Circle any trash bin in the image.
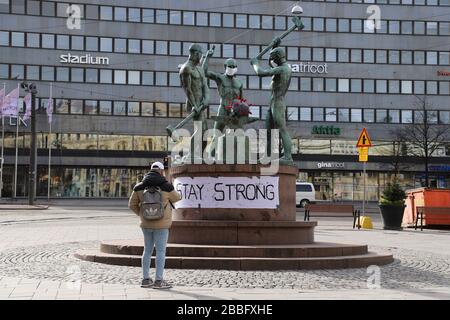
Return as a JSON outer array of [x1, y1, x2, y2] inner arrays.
[[403, 188, 450, 227]]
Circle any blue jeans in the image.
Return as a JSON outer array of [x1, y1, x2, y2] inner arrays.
[[141, 228, 169, 281]]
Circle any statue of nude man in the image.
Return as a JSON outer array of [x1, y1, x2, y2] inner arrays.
[[202, 46, 243, 157], [179, 43, 210, 158], [251, 41, 293, 163]]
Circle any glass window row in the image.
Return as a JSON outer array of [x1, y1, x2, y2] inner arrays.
[[1, 1, 450, 35], [1, 30, 449, 66], [2, 63, 450, 95], [7, 96, 449, 124]]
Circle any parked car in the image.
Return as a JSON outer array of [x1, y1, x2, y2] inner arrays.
[[296, 182, 316, 208]]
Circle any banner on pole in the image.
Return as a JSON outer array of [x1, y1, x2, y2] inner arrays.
[[23, 93, 32, 121], [1, 87, 19, 116]]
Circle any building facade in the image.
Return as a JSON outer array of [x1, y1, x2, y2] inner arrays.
[[0, 0, 450, 200]]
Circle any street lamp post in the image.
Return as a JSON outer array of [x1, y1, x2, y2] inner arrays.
[[21, 82, 37, 205]]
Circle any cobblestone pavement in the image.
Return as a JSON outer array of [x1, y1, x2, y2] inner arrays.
[[0, 205, 449, 299]]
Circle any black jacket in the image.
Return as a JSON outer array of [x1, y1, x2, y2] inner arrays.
[[133, 171, 174, 192]]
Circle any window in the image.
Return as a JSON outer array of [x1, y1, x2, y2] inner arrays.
[[326, 18, 337, 32], [155, 103, 167, 117], [389, 80, 400, 94], [10, 64, 23, 80], [401, 80, 413, 94], [100, 38, 112, 52], [71, 68, 84, 82], [0, 0, 9, 13], [0, 31, 8, 46], [142, 72, 154, 86], [128, 102, 140, 116], [439, 81, 450, 95], [402, 21, 413, 34], [141, 102, 153, 116], [169, 41, 181, 56], [248, 76, 259, 89], [156, 41, 167, 55], [338, 49, 349, 62], [376, 79, 387, 93], [196, 12, 208, 26], [128, 71, 140, 85], [114, 101, 126, 116], [339, 19, 350, 32], [71, 36, 84, 50], [55, 99, 69, 114], [439, 111, 450, 124], [351, 19, 362, 32], [26, 65, 39, 80], [363, 50, 374, 63], [127, 8, 140, 22], [364, 79, 375, 93], [300, 78, 311, 91], [170, 10, 181, 24], [128, 39, 140, 53], [86, 37, 98, 51], [183, 11, 195, 25], [56, 2, 68, 17], [1, 64, 9, 79], [114, 70, 127, 84], [100, 6, 113, 20], [24, 32, 40, 48], [249, 15, 260, 29], [287, 107, 299, 121], [236, 14, 247, 28], [223, 14, 234, 27], [42, 1, 55, 16], [325, 108, 337, 121], [351, 109, 362, 122], [288, 47, 299, 60], [142, 9, 154, 23], [300, 48, 311, 61], [376, 50, 387, 64], [401, 51, 412, 64], [313, 18, 325, 31], [41, 66, 54, 81], [142, 40, 154, 54], [389, 50, 400, 64], [11, 0, 25, 14], [275, 16, 286, 30], [414, 80, 425, 94], [415, 21, 425, 34], [155, 72, 167, 86], [262, 16, 273, 29], [338, 109, 350, 122], [115, 38, 126, 53], [364, 109, 375, 122], [156, 9, 168, 24], [325, 48, 337, 62], [351, 79, 362, 92], [313, 108, 324, 121], [313, 78, 324, 92], [100, 69, 112, 83], [210, 13, 221, 27], [440, 22, 450, 35], [296, 184, 312, 192], [99, 101, 112, 115], [338, 79, 349, 92], [414, 51, 425, 64], [351, 49, 362, 63], [85, 100, 98, 115], [426, 22, 438, 35], [169, 72, 180, 86], [169, 103, 181, 117], [389, 20, 400, 34], [427, 81, 438, 94], [86, 69, 98, 83], [56, 67, 69, 82], [223, 44, 234, 58], [389, 110, 400, 123], [325, 78, 336, 92], [312, 48, 323, 61], [376, 109, 388, 123], [401, 110, 413, 123], [11, 32, 24, 47], [85, 5, 98, 19], [236, 45, 247, 59], [27, 0, 40, 15], [300, 107, 311, 121], [440, 52, 449, 65], [70, 100, 83, 114], [427, 51, 438, 65]]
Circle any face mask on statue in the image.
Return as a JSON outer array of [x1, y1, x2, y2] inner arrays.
[[225, 67, 238, 76]]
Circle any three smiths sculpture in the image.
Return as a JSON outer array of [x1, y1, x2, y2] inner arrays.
[[166, 5, 304, 165]]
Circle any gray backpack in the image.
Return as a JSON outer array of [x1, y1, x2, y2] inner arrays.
[[140, 186, 164, 220]]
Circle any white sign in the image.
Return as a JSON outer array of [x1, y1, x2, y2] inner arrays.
[[174, 176, 279, 209], [317, 162, 345, 169], [60, 53, 110, 65], [289, 62, 328, 74]]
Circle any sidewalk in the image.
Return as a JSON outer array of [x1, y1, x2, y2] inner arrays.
[[0, 204, 49, 210]]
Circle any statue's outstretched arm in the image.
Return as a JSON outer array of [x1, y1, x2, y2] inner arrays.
[[250, 59, 284, 77]]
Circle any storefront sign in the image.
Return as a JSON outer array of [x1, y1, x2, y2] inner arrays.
[[312, 125, 341, 135], [289, 62, 328, 74], [316, 162, 345, 169], [7, 116, 27, 127], [437, 70, 450, 76], [173, 176, 279, 209], [60, 53, 110, 65], [429, 165, 450, 171]]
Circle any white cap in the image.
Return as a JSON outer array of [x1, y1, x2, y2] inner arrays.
[[150, 161, 164, 170]]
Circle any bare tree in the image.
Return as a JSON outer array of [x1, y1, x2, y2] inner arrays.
[[394, 96, 450, 187]]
